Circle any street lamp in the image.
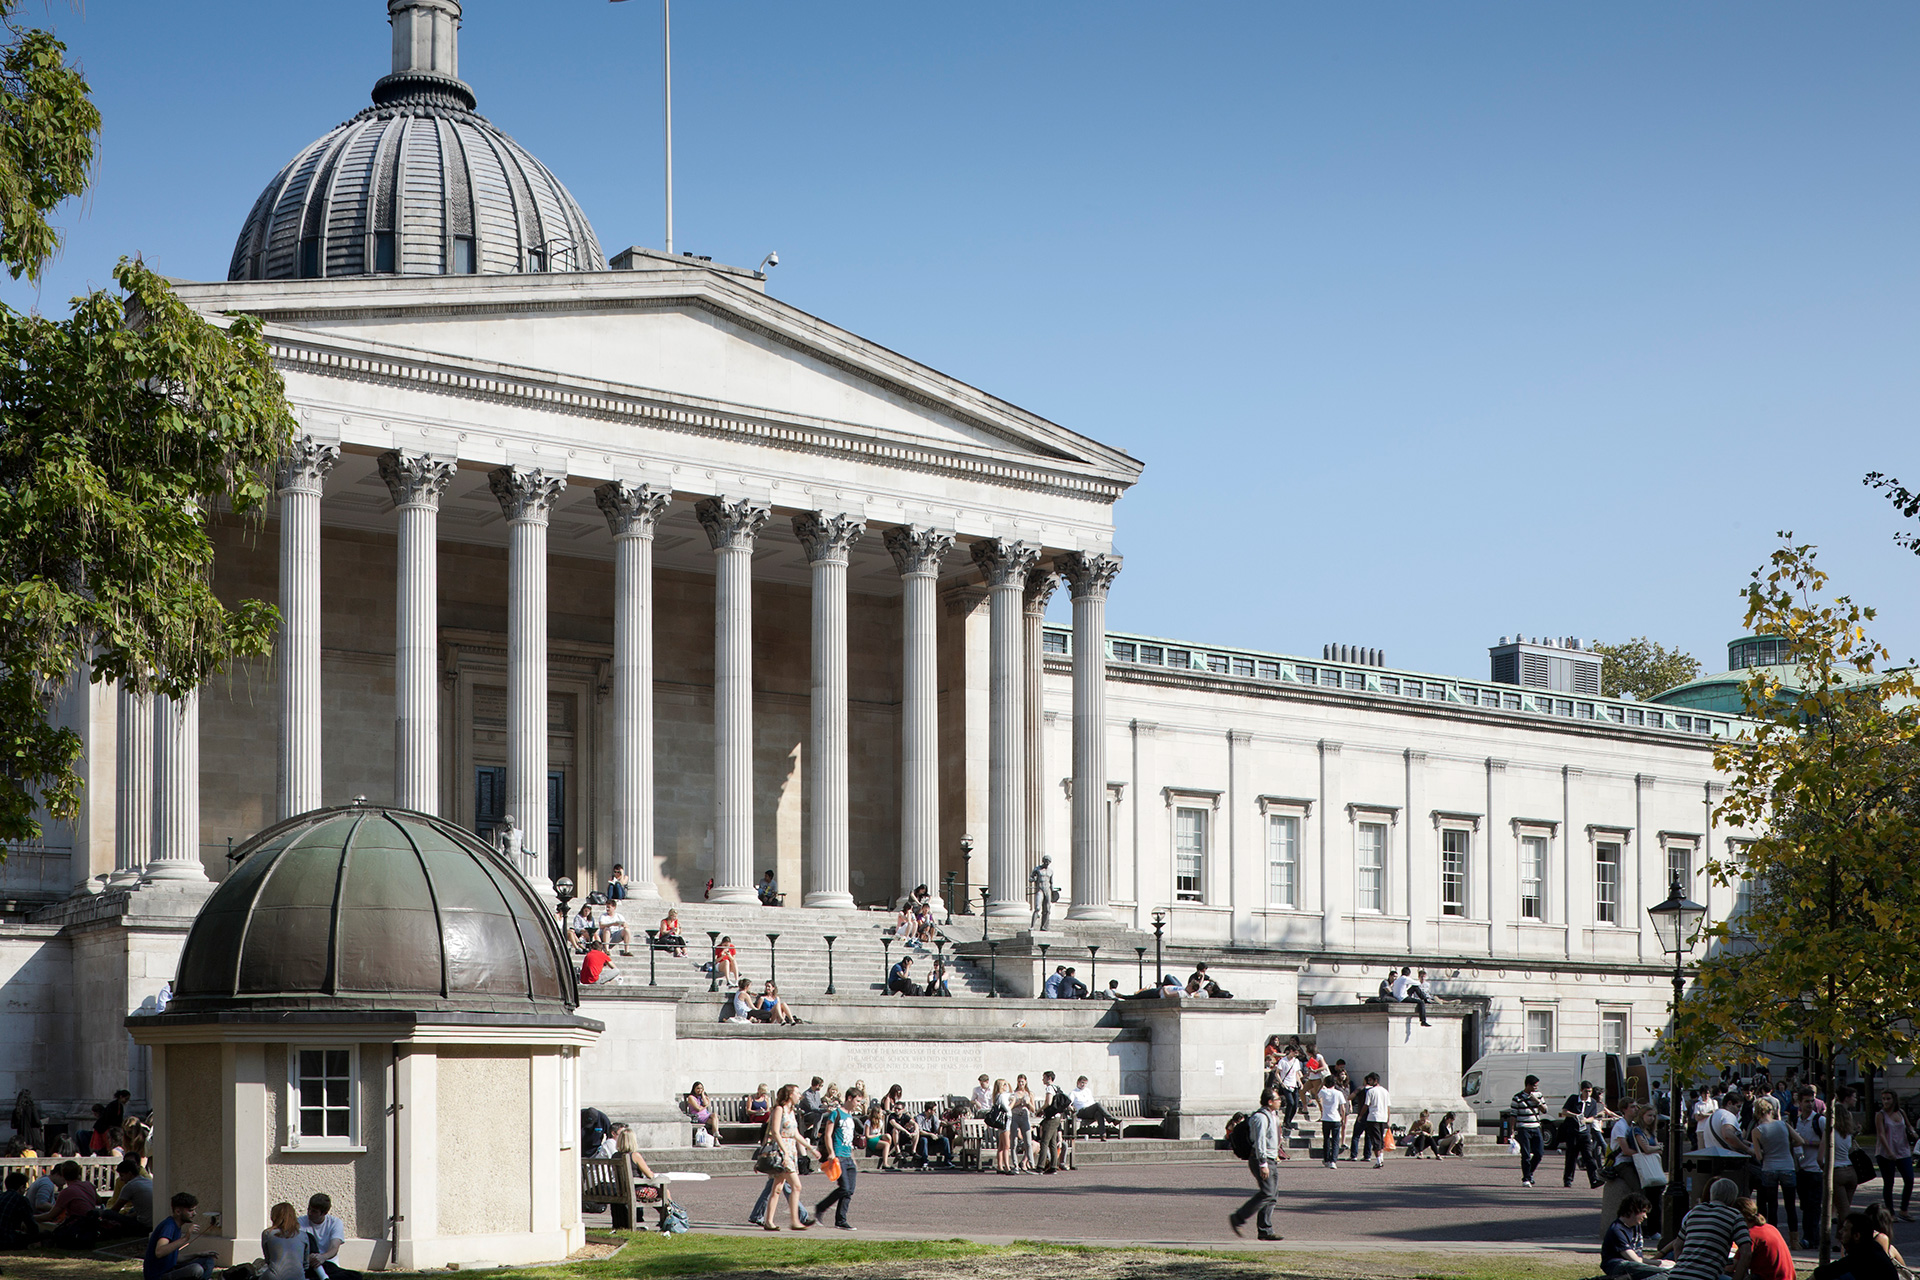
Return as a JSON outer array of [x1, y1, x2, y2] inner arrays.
[[1647, 873, 1705, 1242], [1151, 911, 1166, 988], [959, 835, 976, 914]]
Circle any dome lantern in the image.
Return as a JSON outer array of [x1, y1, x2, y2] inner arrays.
[[228, 1, 603, 282]]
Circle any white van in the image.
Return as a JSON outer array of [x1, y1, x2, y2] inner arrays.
[[1461, 1051, 1625, 1128]]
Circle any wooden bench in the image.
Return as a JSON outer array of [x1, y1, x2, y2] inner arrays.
[[581, 1155, 669, 1231], [701, 1096, 771, 1147], [1088, 1095, 1163, 1138]]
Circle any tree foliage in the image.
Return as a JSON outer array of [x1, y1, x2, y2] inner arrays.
[[1595, 636, 1702, 700], [1864, 472, 1920, 557], [0, 5, 294, 843], [1664, 536, 1920, 1084]]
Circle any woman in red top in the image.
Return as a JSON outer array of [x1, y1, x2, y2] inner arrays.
[[1737, 1196, 1794, 1280], [713, 936, 740, 984]]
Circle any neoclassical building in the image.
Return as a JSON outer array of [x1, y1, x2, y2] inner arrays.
[[2, 0, 1755, 1186]]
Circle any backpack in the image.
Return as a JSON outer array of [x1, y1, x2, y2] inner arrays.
[[1227, 1111, 1254, 1160]]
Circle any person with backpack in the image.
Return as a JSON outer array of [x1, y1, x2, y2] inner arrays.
[[1227, 1089, 1286, 1241]]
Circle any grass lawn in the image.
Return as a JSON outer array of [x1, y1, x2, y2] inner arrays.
[[0, 1234, 1597, 1280]]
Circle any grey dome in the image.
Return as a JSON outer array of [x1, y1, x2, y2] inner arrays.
[[169, 804, 578, 1016], [228, 1, 603, 282]]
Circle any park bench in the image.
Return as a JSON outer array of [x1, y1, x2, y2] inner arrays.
[[1090, 1095, 1162, 1138], [699, 1096, 771, 1146], [580, 1154, 670, 1230]]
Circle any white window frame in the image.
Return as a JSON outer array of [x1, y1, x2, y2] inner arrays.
[[1524, 1008, 1555, 1053], [1163, 788, 1222, 905], [286, 1044, 361, 1152], [1519, 835, 1548, 921], [1258, 795, 1312, 910], [1346, 803, 1399, 915], [1600, 1009, 1630, 1056], [1661, 833, 1699, 893], [1433, 811, 1480, 919], [559, 1047, 577, 1149], [1595, 841, 1621, 925], [1513, 818, 1557, 923], [1355, 822, 1387, 913]]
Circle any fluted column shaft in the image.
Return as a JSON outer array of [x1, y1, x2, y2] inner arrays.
[[885, 527, 952, 899], [145, 689, 205, 882], [598, 482, 671, 899], [1023, 570, 1057, 899], [112, 684, 152, 885], [796, 513, 865, 908], [698, 497, 770, 905], [972, 539, 1041, 918], [381, 451, 455, 814], [491, 466, 566, 889], [275, 436, 338, 819], [1060, 552, 1122, 921]]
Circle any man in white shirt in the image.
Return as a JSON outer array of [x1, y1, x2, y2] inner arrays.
[[971, 1075, 993, 1114], [1043, 966, 1065, 999], [1390, 966, 1432, 1026], [1274, 1047, 1305, 1135], [1317, 1080, 1349, 1168], [1363, 1073, 1392, 1168], [1069, 1075, 1117, 1139], [303, 1193, 356, 1280], [599, 904, 631, 956]]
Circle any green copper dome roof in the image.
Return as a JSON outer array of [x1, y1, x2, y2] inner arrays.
[[169, 804, 577, 1016]]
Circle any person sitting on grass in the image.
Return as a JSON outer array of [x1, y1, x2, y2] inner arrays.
[[1602, 1192, 1673, 1279]]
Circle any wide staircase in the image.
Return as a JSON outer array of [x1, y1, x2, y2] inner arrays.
[[613, 900, 1007, 998]]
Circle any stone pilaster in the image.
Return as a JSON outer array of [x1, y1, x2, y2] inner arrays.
[[1058, 551, 1121, 920], [794, 512, 865, 908], [490, 465, 566, 888], [696, 497, 770, 905], [885, 526, 952, 901], [145, 689, 205, 882], [970, 538, 1041, 918], [112, 684, 152, 886], [380, 451, 456, 814], [1022, 569, 1057, 895], [275, 435, 338, 818], [596, 481, 671, 899]]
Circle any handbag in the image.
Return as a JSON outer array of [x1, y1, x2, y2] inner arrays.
[[752, 1141, 786, 1175], [1850, 1146, 1877, 1183], [1632, 1152, 1668, 1189], [820, 1155, 841, 1181]]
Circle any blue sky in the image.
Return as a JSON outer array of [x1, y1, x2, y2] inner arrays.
[[11, 2, 1916, 683]]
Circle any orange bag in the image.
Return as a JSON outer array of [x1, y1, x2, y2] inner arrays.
[[820, 1155, 841, 1180], [1382, 1128, 1396, 1152]]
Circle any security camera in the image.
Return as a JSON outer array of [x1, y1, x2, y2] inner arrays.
[[758, 251, 779, 273]]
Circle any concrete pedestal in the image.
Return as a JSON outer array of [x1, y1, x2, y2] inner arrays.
[[1116, 996, 1274, 1139], [1306, 1001, 1477, 1135]]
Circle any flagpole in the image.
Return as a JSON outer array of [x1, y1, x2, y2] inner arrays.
[[663, 0, 673, 256]]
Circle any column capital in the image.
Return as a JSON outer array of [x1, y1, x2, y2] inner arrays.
[[792, 511, 866, 565], [1058, 550, 1123, 600], [695, 496, 770, 550], [970, 537, 1041, 589], [488, 465, 565, 525], [884, 525, 953, 577], [379, 450, 457, 510], [595, 480, 672, 539], [276, 435, 340, 496], [1023, 568, 1059, 616]]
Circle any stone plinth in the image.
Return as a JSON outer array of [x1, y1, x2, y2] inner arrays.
[[1306, 1001, 1476, 1134], [1115, 996, 1273, 1139]]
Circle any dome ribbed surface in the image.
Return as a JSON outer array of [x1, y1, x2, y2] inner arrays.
[[170, 805, 578, 1015], [227, 99, 603, 281]]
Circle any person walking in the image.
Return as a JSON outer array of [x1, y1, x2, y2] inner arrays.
[[813, 1087, 861, 1230], [1561, 1080, 1615, 1189], [1228, 1089, 1285, 1241], [1318, 1076, 1349, 1168], [763, 1084, 811, 1230], [1750, 1096, 1804, 1239], [1512, 1074, 1550, 1187], [1272, 1044, 1304, 1138], [1792, 1086, 1827, 1249], [1875, 1090, 1915, 1222], [1363, 1073, 1392, 1168]]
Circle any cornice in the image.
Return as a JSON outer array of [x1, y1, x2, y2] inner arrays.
[[267, 330, 1131, 505]]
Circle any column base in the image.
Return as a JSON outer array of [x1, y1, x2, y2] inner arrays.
[[707, 886, 760, 906], [1065, 903, 1116, 923], [141, 863, 209, 884], [985, 899, 1028, 919], [107, 870, 144, 888], [803, 891, 856, 910]]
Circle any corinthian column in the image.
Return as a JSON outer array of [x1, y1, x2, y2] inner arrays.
[[696, 496, 770, 905], [1059, 552, 1122, 921], [144, 689, 205, 883], [380, 451, 456, 814], [793, 512, 865, 908], [596, 481, 671, 900], [1023, 568, 1057, 899], [490, 465, 567, 888], [971, 538, 1041, 919], [111, 684, 151, 886], [884, 526, 952, 901], [275, 435, 338, 818]]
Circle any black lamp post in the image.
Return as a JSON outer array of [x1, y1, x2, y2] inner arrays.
[[1647, 873, 1705, 1244], [705, 930, 721, 992], [1087, 944, 1099, 998], [881, 935, 894, 990], [959, 836, 975, 914], [980, 886, 992, 940], [1151, 910, 1166, 987], [943, 871, 957, 924], [986, 939, 1000, 997], [555, 876, 577, 937], [823, 934, 837, 996], [1134, 945, 1146, 988], [766, 933, 780, 987], [643, 930, 658, 985]]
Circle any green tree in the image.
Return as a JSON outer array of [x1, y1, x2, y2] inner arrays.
[[1864, 472, 1920, 556], [0, 3, 293, 843], [1594, 636, 1702, 700], [1663, 536, 1920, 1263]]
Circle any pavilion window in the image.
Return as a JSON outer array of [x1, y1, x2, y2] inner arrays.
[[452, 236, 476, 274], [287, 1046, 358, 1150], [374, 231, 396, 273]]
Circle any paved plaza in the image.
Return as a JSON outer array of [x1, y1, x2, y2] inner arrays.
[[647, 1153, 1920, 1257]]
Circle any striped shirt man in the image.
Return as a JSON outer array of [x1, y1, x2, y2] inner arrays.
[[1510, 1088, 1549, 1128]]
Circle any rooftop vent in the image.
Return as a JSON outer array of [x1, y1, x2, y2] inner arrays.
[[1489, 635, 1601, 695], [1323, 644, 1384, 667]]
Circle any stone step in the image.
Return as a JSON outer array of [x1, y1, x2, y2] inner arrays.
[[636, 1136, 1226, 1174]]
